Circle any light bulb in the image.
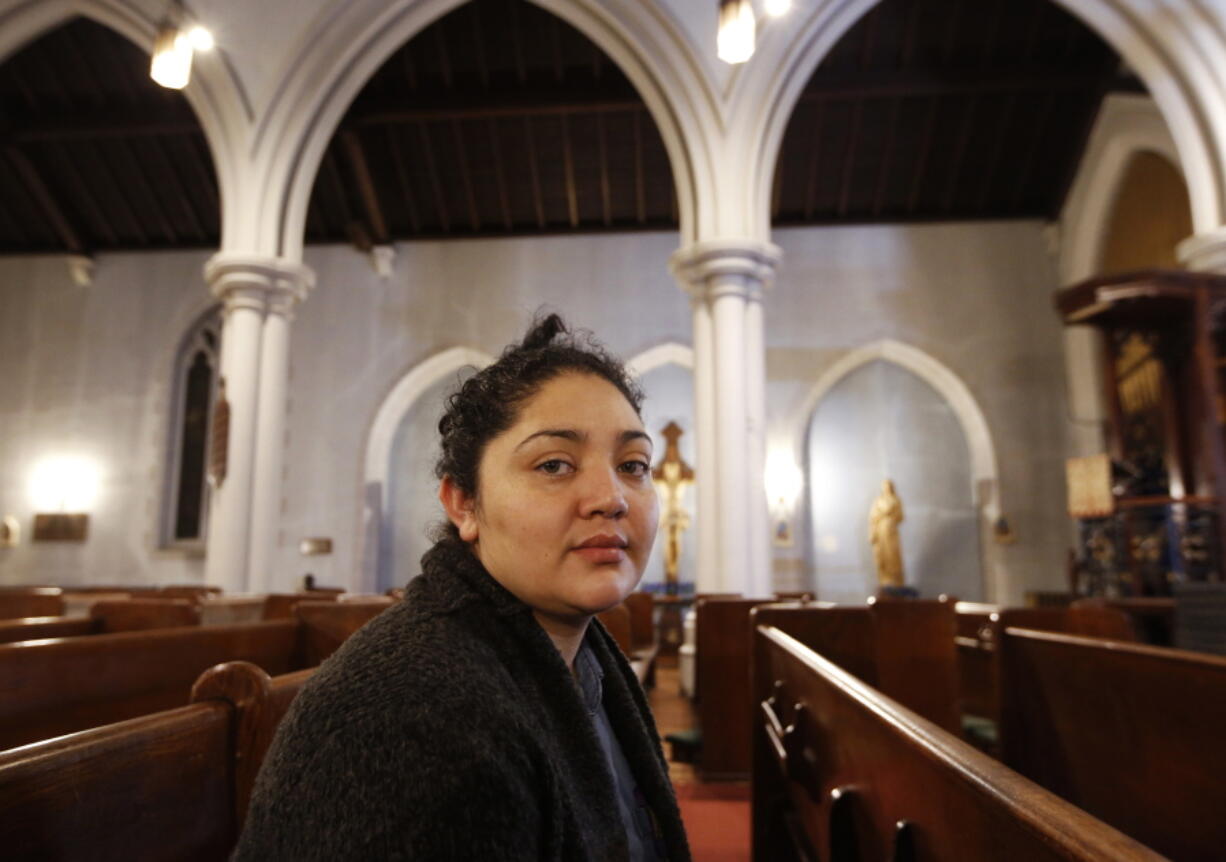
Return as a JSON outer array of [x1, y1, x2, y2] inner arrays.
[[717, 0, 755, 64], [187, 26, 214, 52], [150, 27, 193, 89], [765, 0, 793, 16]]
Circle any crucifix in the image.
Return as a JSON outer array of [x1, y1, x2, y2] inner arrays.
[[652, 421, 694, 595]]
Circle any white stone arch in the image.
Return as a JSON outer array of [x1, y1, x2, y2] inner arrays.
[[0, 0, 253, 248], [735, 0, 1226, 243], [356, 346, 493, 591], [249, 0, 719, 260], [626, 341, 693, 377], [791, 339, 1008, 601]]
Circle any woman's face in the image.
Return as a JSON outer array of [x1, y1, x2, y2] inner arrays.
[[443, 371, 659, 622]]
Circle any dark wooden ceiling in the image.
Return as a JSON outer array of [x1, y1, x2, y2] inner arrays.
[[0, 0, 1140, 256]]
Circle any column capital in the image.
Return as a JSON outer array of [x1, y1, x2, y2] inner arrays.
[[1178, 228, 1226, 273], [204, 253, 316, 316], [669, 238, 782, 301]]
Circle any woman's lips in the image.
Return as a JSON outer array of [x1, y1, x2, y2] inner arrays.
[[572, 546, 627, 564]]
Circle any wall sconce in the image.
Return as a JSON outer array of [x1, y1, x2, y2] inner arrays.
[[0, 515, 19, 548], [764, 449, 804, 547], [28, 455, 100, 542], [150, 5, 214, 91]]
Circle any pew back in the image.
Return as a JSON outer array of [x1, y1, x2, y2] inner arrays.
[[0, 661, 316, 859], [0, 614, 95, 644], [753, 625, 1163, 862], [0, 620, 302, 751], [0, 587, 64, 620], [0, 702, 236, 861], [90, 597, 201, 632], [696, 597, 769, 778], [1001, 627, 1226, 861]]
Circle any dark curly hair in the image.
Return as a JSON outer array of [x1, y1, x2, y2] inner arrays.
[[433, 312, 644, 541]]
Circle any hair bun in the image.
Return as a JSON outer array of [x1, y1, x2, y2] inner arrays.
[[520, 313, 567, 351]]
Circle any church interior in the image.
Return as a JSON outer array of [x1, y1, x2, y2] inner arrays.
[[2, 0, 1226, 858]]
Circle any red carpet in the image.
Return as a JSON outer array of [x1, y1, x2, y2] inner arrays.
[[674, 781, 751, 862]]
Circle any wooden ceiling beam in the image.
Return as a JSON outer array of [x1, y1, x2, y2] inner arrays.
[[561, 115, 579, 228], [906, 97, 939, 214], [800, 69, 1132, 102], [82, 144, 149, 245], [341, 130, 389, 243], [941, 95, 978, 213], [976, 94, 1017, 212], [322, 148, 357, 241], [470, 5, 490, 89], [802, 101, 825, 220], [488, 118, 513, 231], [47, 140, 118, 246], [597, 113, 611, 226], [451, 120, 481, 231], [523, 118, 546, 229], [836, 102, 864, 217], [418, 122, 451, 232], [148, 136, 209, 242], [114, 139, 179, 243], [387, 126, 422, 234], [871, 98, 902, 216], [433, 27, 454, 88], [1010, 92, 1056, 211], [633, 110, 645, 225], [508, 0, 527, 84], [5, 146, 85, 253]]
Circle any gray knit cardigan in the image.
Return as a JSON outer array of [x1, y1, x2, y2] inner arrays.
[[233, 539, 692, 861]]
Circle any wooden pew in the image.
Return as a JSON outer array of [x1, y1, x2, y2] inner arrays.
[[0, 599, 389, 752], [698, 598, 960, 780], [261, 591, 339, 620], [623, 591, 659, 684], [0, 587, 64, 620], [0, 660, 314, 860], [0, 597, 204, 645], [0, 614, 94, 644], [1000, 627, 1226, 861], [753, 624, 1163, 862], [955, 602, 1136, 732]]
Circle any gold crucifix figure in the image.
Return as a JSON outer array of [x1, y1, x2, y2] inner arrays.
[[652, 421, 694, 594]]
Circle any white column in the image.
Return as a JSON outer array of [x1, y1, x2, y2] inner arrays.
[[744, 295, 771, 596], [689, 296, 720, 593], [203, 255, 313, 593], [671, 239, 780, 597]]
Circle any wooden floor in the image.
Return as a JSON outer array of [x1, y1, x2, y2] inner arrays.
[[648, 656, 751, 862]]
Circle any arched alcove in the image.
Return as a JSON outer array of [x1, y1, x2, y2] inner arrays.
[[358, 346, 493, 592], [808, 358, 980, 602], [1100, 152, 1192, 274], [793, 340, 1003, 601]]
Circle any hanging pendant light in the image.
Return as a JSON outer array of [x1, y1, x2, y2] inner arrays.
[[150, 24, 193, 89], [764, 0, 793, 16], [717, 0, 756, 65], [149, 0, 214, 91]]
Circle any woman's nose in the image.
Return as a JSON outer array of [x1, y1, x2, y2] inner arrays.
[[579, 467, 628, 518]]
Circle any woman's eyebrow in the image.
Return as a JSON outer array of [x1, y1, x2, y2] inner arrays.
[[514, 428, 652, 451], [514, 428, 583, 451]]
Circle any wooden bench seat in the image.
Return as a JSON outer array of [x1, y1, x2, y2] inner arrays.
[[0, 587, 64, 620], [0, 660, 314, 861], [1001, 627, 1226, 861], [753, 624, 1163, 861]]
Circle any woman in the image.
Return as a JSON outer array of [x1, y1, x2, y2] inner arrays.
[[235, 315, 691, 861]]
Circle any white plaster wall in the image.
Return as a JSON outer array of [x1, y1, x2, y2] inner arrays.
[[0, 222, 1070, 602], [281, 232, 692, 591], [766, 221, 1071, 602], [0, 251, 214, 586]]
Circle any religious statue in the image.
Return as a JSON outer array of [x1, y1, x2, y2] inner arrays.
[[868, 478, 905, 588], [652, 422, 694, 595]]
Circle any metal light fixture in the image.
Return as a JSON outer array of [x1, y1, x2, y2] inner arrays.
[[717, 0, 756, 64], [149, 4, 214, 90]]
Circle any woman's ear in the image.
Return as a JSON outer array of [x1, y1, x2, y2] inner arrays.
[[438, 476, 479, 542]]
